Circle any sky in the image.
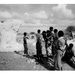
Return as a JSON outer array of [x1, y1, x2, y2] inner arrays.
[[0, 4, 75, 32]]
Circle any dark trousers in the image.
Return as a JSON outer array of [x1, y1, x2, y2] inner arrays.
[[36, 41, 42, 60]]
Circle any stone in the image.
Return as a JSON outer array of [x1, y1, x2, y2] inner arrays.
[[0, 19, 24, 52]]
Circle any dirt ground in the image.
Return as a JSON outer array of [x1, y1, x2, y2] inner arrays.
[[0, 52, 47, 70], [0, 52, 74, 71], [0, 39, 74, 70]]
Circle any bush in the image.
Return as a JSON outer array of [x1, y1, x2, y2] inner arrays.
[[66, 26, 75, 32], [65, 25, 75, 40]]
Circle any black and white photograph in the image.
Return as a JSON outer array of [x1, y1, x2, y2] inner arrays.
[[0, 1, 75, 71]]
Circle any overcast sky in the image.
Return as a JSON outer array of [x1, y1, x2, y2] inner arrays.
[[0, 4, 75, 32]]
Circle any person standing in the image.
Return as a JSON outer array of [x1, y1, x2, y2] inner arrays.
[[49, 27, 54, 53], [56, 30, 67, 70], [52, 29, 58, 69], [52, 29, 58, 57], [23, 32, 28, 55], [36, 29, 42, 61]]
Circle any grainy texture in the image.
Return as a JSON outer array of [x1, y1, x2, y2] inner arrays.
[[0, 52, 74, 70]]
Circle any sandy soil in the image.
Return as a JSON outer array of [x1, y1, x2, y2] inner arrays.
[[0, 52, 46, 70], [0, 52, 74, 70]]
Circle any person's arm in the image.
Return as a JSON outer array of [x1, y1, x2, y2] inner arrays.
[[26, 36, 29, 39]]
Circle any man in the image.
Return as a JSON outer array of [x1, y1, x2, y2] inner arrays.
[[36, 29, 42, 61], [49, 26, 53, 33], [46, 30, 51, 57], [49, 27, 54, 49], [52, 29, 58, 57], [23, 32, 28, 55], [56, 30, 67, 70], [52, 29, 58, 69]]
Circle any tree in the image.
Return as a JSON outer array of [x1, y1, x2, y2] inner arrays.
[[66, 26, 75, 32]]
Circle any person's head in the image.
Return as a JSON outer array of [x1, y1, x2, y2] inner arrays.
[[49, 26, 53, 31], [68, 43, 73, 50], [42, 31, 46, 35], [42, 31, 45, 33], [37, 29, 41, 33], [47, 30, 49, 33], [24, 32, 27, 36], [46, 30, 50, 34], [54, 29, 58, 33], [47, 30, 50, 36], [58, 30, 64, 37]]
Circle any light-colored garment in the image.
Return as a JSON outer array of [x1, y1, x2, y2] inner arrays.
[[56, 37, 66, 70], [58, 37, 66, 51], [36, 33, 42, 42]]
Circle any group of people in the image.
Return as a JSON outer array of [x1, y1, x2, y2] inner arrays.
[[23, 26, 75, 70]]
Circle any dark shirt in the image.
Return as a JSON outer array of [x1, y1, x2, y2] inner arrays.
[[53, 33, 58, 44], [63, 47, 74, 61], [66, 50, 74, 59], [23, 36, 27, 44]]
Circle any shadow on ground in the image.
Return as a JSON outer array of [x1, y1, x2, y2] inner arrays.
[[14, 51, 55, 70]]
